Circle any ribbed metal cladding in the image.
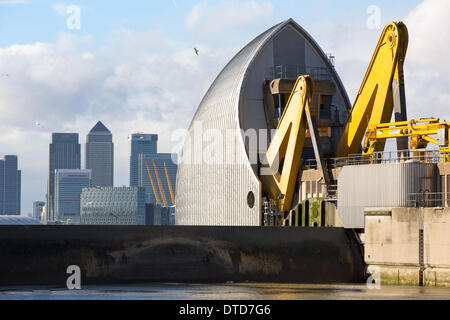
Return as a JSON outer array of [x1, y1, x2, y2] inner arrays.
[[337, 162, 438, 228], [175, 23, 279, 226]]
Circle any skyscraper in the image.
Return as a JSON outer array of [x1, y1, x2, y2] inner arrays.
[[85, 121, 114, 187], [47, 133, 81, 222], [32, 201, 45, 221], [129, 134, 157, 186], [54, 169, 91, 224], [0, 155, 21, 215]]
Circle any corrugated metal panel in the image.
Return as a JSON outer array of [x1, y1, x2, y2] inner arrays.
[[337, 162, 437, 228]]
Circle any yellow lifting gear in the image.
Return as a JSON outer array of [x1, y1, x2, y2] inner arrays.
[[261, 75, 314, 212], [336, 22, 409, 157], [364, 118, 450, 161]]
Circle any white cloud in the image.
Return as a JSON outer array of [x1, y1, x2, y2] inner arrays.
[[0, 28, 235, 214], [404, 0, 450, 120], [52, 3, 68, 15], [310, 0, 450, 124], [185, 0, 274, 36]]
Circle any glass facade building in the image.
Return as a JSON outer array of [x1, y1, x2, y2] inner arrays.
[[54, 169, 91, 224], [47, 133, 81, 221], [80, 187, 146, 225], [85, 121, 114, 187], [129, 134, 158, 187], [138, 153, 177, 206], [0, 155, 21, 215]]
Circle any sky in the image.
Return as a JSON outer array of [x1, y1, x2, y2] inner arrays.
[[0, 0, 449, 215]]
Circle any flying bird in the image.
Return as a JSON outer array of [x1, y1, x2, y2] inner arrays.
[[194, 48, 199, 56]]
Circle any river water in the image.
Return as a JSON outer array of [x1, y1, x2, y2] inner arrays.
[[0, 283, 449, 300]]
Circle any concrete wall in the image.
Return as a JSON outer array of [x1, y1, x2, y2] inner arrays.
[[0, 226, 365, 286], [365, 207, 450, 287]]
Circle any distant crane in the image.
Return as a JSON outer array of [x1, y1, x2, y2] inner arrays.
[[153, 160, 168, 207], [145, 160, 161, 204], [164, 161, 175, 206]]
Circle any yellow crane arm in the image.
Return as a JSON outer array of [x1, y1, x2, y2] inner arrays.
[[164, 161, 176, 206], [335, 21, 409, 157], [261, 75, 314, 212], [364, 118, 450, 157], [145, 160, 161, 204], [153, 159, 168, 207]]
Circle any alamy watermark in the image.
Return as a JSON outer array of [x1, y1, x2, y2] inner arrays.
[[366, 5, 381, 30], [171, 121, 280, 176], [366, 265, 381, 290], [66, 265, 81, 290]]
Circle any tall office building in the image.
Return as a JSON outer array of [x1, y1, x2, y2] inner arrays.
[[47, 133, 81, 222], [138, 153, 177, 206], [0, 155, 21, 215], [129, 134, 158, 186], [32, 201, 45, 221], [54, 169, 91, 224], [85, 121, 114, 187]]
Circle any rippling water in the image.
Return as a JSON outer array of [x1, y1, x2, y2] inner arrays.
[[0, 283, 449, 300]]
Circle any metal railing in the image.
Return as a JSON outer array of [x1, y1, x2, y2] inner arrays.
[[302, 149, 443, 171], [266, 65, 332, 81], [407, 192, 450, 208]]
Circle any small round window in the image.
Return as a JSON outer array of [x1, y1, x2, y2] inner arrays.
[[247, 191, 255, 209]]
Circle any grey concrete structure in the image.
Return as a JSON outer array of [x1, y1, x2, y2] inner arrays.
[[365, 207, 450, 287], [176, 19, 351, 226], [47, 133, 81, 221], [85, 121, 114, 187], [0, 225, 365, 286]]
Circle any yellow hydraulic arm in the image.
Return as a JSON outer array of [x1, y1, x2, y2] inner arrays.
[[164, 161, 176, 206], [261, 75, 314, 212], [363, 118, 450, 160], [336, 21, 409, 157], [145, 160, 161, 204]]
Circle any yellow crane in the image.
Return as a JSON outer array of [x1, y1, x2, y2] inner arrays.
[[335, 22, 409, 157], [153, 159, 168, 207], [261, 75, 314, 212], [145, 160, 161, 204], [363, 118, 450, 161], [164, 161, 176, 206]]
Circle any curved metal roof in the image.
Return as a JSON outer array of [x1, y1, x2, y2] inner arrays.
[[0, 216, 41, 225]]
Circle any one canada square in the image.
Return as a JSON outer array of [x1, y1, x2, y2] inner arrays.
[[85, 121, 114, 187]]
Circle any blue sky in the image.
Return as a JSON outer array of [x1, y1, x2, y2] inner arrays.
[[0, 0, 422, 47], [0, 0, 447, 215]]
